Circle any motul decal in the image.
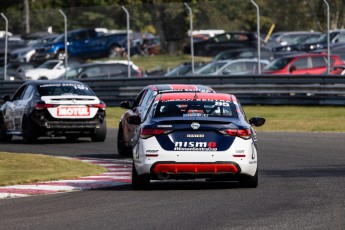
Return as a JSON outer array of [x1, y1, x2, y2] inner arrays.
[[57, 106, 90, 116], [174, 141, 217, 151]]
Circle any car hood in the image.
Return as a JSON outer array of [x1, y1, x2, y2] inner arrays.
[[10, 47, 35, 54]]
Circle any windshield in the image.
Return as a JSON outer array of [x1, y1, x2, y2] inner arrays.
[[264, 57, 293, 70], [197, 62, 227, 74], [37, 83, 95, 96], [153, 100, 238, 118], [52, 34, 72, 43], [38, 61, 61, 69]]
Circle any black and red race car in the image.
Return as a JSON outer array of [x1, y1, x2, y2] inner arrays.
[[0, 80, 106, 143]]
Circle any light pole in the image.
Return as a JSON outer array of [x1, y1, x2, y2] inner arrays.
[[184, 3, 194, 75], [122, 6, 131, 78], [59, 9, 68, 78], [323, 0, 330, 74], [250, 0, 261, 74], [1, 13, 8, 81]]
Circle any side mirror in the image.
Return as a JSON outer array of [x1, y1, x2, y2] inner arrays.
[[2, 94, 11, 102], [120, 101, 131, 109], [249, 117, 266, 127], [127, 115, 141, 125], [289, 65, 297, 73]]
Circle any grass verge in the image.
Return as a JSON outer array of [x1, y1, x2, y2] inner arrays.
[[108, 54, 211, 72], [0, 152, 107, 186]]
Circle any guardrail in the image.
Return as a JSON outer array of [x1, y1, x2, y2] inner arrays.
[[1, 75, 345, 106]]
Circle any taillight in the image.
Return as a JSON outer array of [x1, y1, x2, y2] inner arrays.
[[91, 102, 106, 110], [34, 102, 55, 110], [219, 128, 252, 140], [140, 128, 172, 139]]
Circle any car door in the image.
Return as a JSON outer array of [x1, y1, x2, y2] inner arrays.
[[122, 89, 149, 143], [4, 85, 33, 132], [310, 56, 328, 74], [288, 57, 310, 74]]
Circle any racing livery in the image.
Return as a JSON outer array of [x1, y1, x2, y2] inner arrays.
[[0, 80, 106, 143], [128, 92, 265, 189], [117, 84, 215, 156]]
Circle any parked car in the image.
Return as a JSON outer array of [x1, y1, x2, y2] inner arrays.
[[0, 37, 27, 63], [128, 91, 266, 189], [196, 59, 270, 75], [164, 62, 207, 77], [265, 31, 322, 49], [184, 31, 260, 56], [60, 60, 143, 79], [22, 59, 83, 80], [9, 34, 59, 63], [0, 80, 106, 143], [298, 30, 345, 52], [212, 47, 274, 62], [117, 84, 215, 156], [32, 28, 127, 63], [262, 53, 344, 75], [270, 33, 323, 55], [0, 62, 34, 81]]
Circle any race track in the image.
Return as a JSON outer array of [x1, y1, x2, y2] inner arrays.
[[0, 129, 344, 229]]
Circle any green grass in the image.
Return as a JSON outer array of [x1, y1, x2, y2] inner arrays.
[[107, 106, 345, 132], [106, 54, 211, 73], [0, 152, 107, 186]]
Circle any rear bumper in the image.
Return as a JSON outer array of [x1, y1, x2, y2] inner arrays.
[[44, 120, 101, 129], [151, 161, 240, 174]]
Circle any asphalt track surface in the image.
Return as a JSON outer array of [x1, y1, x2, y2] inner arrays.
[[0, 128, 344, 230]]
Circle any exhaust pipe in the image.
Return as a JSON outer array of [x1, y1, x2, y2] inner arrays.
[[157, 172, 169, 180]]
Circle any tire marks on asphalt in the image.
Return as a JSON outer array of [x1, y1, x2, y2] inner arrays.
[[0, 157, 132, 199]]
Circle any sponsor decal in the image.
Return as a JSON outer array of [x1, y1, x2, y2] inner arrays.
[[186, 134, 204, 138], [146, 150, 159, 153], [157, 125, 172, 128], [174, 141, 217, 151], [40, 83, 89, 90], [191, 122, 200, 130], [235, 150, 245, 154], [57, 106, 90, 116], [249, 160, 257, 164]]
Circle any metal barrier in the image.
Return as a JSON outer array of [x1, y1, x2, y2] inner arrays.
[[1, 75, 345, 106]]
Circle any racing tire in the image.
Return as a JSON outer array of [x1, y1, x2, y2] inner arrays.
[[22, 117, 38, 144], [239, 168, 258, 188], [117, 125, 132, 156], [91, 119, 107, 142], [0, 118, 12, 142], [131, 162, 150, 190]]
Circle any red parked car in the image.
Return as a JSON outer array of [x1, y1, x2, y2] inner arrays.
[[262, 53, 344, 75]]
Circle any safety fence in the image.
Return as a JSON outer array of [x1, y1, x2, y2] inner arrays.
[[1, 75, 345, 106]]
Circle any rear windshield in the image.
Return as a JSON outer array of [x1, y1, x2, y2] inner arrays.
[[37, 83, 95, 96], [154, 100, 238, 118]]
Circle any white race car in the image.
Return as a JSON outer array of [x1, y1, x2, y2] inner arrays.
[[128, 92, 265, 189]]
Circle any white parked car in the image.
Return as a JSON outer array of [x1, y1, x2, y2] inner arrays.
[[23, 59, 82, 80], [196, 59, 270, 75]]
